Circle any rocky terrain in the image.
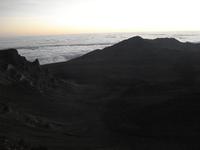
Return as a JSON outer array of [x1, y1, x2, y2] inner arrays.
[[1, 37, 200, 149]]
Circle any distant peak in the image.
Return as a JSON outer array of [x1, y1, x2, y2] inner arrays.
[[130, 36, 144, 41], [124, 36, 146, 45], [123, 36, 145, 44], [112, 36, 147, 48]]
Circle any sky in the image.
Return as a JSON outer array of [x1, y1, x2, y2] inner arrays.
[[1, 0, 200, 36]]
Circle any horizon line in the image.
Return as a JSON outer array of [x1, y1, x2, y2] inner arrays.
[[1, 30, 200, 38]]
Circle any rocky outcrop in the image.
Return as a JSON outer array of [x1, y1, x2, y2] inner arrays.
[[0, 49, 56, 92]]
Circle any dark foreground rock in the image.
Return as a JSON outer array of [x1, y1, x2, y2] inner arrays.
[[0, 136, 48, 150]]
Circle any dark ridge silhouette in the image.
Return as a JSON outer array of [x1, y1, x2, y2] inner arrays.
[[45, 36, 200, 85], [2, 37, 200, 149]]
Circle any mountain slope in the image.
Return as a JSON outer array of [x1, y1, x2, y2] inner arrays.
[[45, 36, 200, 139], [45, 36, 200, 85]]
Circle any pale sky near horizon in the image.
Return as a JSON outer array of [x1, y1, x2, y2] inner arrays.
[[1, 0, 200, 36]]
